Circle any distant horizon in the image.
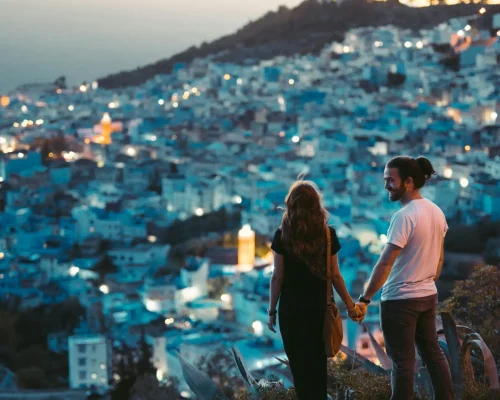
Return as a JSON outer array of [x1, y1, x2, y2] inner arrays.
[[0, 0, 303, 93]]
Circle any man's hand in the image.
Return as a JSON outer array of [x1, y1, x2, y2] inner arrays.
[[267, 315, 277, 333], [355, 302, 368, 322]]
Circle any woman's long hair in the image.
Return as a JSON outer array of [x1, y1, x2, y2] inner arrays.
[[280, 180, 329, 279]]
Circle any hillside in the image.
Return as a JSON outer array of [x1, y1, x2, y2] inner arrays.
[[97, 0, 499, 89]]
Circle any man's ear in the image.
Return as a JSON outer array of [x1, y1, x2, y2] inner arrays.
[[405, 176, 414, 189]]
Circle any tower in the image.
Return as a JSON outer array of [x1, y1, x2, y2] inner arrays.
[[100, 113, 112, 145], [238, 224, 255, 271]]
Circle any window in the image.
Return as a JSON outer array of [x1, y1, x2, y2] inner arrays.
[[78, 344, 86, 353], [79, 371, 87, 380], [91, 359, 97, 367], [92, 344, 97, 353], [78, 357, 86, 367]]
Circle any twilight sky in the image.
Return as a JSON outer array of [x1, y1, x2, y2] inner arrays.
[[0, 0, 303, 92]]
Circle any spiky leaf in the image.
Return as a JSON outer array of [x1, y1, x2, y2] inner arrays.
[[179, 354, 230, 400], [364, 324, 392, 371], [441, 312, 464, 400], [340, 344, 387, 375]]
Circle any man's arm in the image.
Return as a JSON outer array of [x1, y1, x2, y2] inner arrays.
[[434, 237, 445, 282], [362, 243, 402, 300]]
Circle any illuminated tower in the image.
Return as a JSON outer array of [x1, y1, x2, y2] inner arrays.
[[100, 113, 112, 145], [238, 224, 255, 271], [0, 96, 10, 107]]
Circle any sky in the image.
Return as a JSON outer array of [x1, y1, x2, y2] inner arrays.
[[0, 0, 303, 92]]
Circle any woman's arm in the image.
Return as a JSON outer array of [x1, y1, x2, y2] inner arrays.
[[268, 251, 284, 312], [330, 253, 356, 310]]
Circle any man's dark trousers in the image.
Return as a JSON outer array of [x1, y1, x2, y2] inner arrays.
[[381, 294, 454, 400]]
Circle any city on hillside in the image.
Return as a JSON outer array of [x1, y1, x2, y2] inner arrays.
[[0, 5, 499, 400]]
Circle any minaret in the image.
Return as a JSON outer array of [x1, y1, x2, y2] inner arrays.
[[238, 224, 255, 271], [100, 113, 112, 145]]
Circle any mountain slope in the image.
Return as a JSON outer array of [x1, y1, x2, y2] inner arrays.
[[97, 0, 498, 89]]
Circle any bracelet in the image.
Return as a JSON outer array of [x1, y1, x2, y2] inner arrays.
[[267, 309, 277, 316]]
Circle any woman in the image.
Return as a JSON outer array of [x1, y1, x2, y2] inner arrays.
[[267, 180, 362, 399]]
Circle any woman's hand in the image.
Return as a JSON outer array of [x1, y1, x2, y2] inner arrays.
[[347, 304, 365, 323], [267, 314, 277, 333]]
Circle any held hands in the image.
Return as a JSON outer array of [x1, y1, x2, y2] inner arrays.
[[348, 303, 367, 323]]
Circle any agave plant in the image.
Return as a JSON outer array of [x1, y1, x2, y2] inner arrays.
[[440, 312, 499, 400], [178, 354, 230, 400], [179, 313, 498, 399]]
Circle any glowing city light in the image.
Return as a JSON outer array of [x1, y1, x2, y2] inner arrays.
[[460, 177, 469, 188], [21, 105, 28, 113], [343, 45, 350, 53], [68, 105, 74, 111], [91, 373, 97, 380], [126, 147, 137, 157], [379, 234, 388, 244], [457, 30, 465, 37], [36, 119, 44, 125], [291, 135, 300, 143], [220, 294, 231, 302], [172, 102, 179, 108], [148, 235, 157, 243], [443, 167, 453, 179], [464, 25, 471, 31], [165, 318, 174, 325], [194, 208, 204, 216], [0, 96, 10, 107], [252, 320, 264, 336], [479, 7, 486, 14], [91, 81, 99, 90], [17, 153, 24, 158], [183, 91, 190, 100], [158, 99, 165, 105], [0, 252, 4, 259], [13, 122, 19, 128], [232, 195, 242, 204], [288, 79, 295, 85], [69, 266, 80, 277], [223, 74, 231, 80], [237, 78, 243, 85], [416, 41, 424, 49], [404, 41, 413, 48], [464, 145, 471, 152], [80, 85, 87, 92], [108, 102, 118, 109], [99, 284, 110, 294]]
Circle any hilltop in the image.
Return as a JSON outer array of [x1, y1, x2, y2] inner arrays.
[[97, 0, 499, 89]]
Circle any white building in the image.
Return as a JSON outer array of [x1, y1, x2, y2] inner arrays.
[[68, 334, 111, 393]]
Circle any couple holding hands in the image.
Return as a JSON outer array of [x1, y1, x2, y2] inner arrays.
[[267, 156, 454, 400]]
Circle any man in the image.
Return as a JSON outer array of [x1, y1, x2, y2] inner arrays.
[[356, 156, 453, 400]]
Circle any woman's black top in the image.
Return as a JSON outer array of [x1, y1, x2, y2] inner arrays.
[[271, 226, 341, 314]]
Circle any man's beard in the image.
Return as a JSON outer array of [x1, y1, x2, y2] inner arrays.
[[388, 183, 406, 202]]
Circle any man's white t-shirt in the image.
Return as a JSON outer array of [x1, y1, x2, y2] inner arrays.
[[381, 198, 448, 301]]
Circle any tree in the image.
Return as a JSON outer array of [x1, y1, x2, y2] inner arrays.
[[130, 375, 181, 400], [112, 347, 137, 400], [16, 367, 49, 389], [440, 265, 500, 363], [137, 329, 156, 376], [93, 255, 118, 282]]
